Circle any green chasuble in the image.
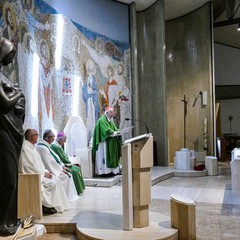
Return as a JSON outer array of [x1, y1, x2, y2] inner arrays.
[[92, 114, 122, 168], [50, 143, 85, 194]]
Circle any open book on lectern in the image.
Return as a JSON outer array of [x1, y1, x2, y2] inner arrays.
[[124, 133, 152, 144], [110, 126, 134, 137]]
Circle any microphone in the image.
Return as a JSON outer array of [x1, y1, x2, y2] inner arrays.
[[125, 118, 150, 134]]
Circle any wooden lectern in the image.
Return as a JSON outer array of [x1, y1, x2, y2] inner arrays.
[[122, 134, 153, 230]]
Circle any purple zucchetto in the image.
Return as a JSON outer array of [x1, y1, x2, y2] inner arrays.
[[57, 131, 65, 139]]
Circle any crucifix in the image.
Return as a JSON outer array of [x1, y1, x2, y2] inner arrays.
[[228, 115, 233, 132], [181, 95, 188, 148]]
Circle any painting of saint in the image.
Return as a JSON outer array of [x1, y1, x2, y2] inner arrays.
[[72, 35, 81, 53], [38, 38, 55, 132], [82, 59, 100, 143], [18, 29, 39, 131], [99, 64, 118, 109], [95, 38, 104, 55]]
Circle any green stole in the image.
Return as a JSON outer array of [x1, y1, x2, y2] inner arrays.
[[38, 142, 61, 164]]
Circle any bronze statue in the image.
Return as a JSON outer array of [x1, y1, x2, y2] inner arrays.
[[0, 37, 25, 236]]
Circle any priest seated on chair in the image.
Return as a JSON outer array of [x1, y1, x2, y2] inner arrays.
[[50, 131, 85, 195], [37, 129, 79, 203]]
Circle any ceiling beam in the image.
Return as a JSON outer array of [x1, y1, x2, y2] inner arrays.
[[214, 17, 240, 27]]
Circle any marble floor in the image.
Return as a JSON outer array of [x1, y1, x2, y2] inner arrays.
[[37, 160, 240, 240]]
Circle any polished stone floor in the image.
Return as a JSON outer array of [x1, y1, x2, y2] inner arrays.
[[151, 161, 240, 240], [37, 160, 240, 240]]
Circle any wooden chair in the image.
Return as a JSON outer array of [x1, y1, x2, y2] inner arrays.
[[18, 173, 42, 220]]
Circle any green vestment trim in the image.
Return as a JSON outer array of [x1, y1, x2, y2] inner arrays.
[[38, 142, 61, 164], [50, 143, 85, 194]]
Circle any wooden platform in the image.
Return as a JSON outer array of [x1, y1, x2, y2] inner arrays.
[[35, 166, 209, 239], [75, 210, 178, 240]]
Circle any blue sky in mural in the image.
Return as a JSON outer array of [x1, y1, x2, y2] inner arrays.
[[35, 0, 59, 14], [35, 0, 129, 59], [71, 20, 130, 55]]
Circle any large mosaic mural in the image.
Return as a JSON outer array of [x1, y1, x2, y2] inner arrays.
[[0, 0, 132, 144]]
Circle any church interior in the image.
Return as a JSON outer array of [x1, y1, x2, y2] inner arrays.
[[1, 0, 240, 239]]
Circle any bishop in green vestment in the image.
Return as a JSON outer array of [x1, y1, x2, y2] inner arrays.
[[50, 132, 85, 195], [92, 107, 122, 175]]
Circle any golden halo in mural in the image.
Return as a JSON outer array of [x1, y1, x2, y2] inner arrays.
[[117, 63, 124, 76], [86, 59, 96, 75], [95, 37, 104, 54], [72, 34, 81, 53], [39, 38, 50, 62], [106, 63, 115, 77], [3, 2, 17, 35]]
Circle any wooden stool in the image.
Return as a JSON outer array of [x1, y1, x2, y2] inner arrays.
[[170, 194, 196, 240]]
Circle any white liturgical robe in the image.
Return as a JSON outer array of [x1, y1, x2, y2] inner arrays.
[[19, 140, 70, 212], [37, 139, 79, 202]]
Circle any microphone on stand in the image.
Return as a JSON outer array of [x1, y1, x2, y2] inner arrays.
[[125, 118, 150, 134]]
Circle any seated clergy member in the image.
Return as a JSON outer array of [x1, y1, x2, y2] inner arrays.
[[37, 129, 79, 202], [51, 132, 85, 195], [19, 129, 70, 214]]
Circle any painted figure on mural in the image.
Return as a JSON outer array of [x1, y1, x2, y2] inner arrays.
[[24, 0, 34, 12], [81, 37, 131, 131], [0, 37, 25, 236], [72, 35, 81, 54], [113, 63, 125, 127], [116, 63, 130, 124], [2, 2, 19, 82], [18, 27, 39, 131], [10, 0, 50, 36], [38, 38, 55, 133], [82, 59, 100, 144], [23, 0, 50, 35], [118, 76, 131, 140], [3, 2, 18, 45], [99, 64, 118, 110], [95, 38, 105, 55]]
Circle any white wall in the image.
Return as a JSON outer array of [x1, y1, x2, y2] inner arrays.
[[43, 0, 129, 42], [215, 43, 240, 85], [215, 43, 240, 134], [220, 99, 240, 133]]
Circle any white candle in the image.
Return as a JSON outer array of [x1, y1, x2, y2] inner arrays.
[[204, 118, 207, 125], [204, 118, 207, 133]]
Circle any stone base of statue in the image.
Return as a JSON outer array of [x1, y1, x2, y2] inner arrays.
[[0, 220, 21, 236]]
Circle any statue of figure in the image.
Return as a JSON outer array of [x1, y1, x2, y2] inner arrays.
[[0, 37, 25, 236]]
